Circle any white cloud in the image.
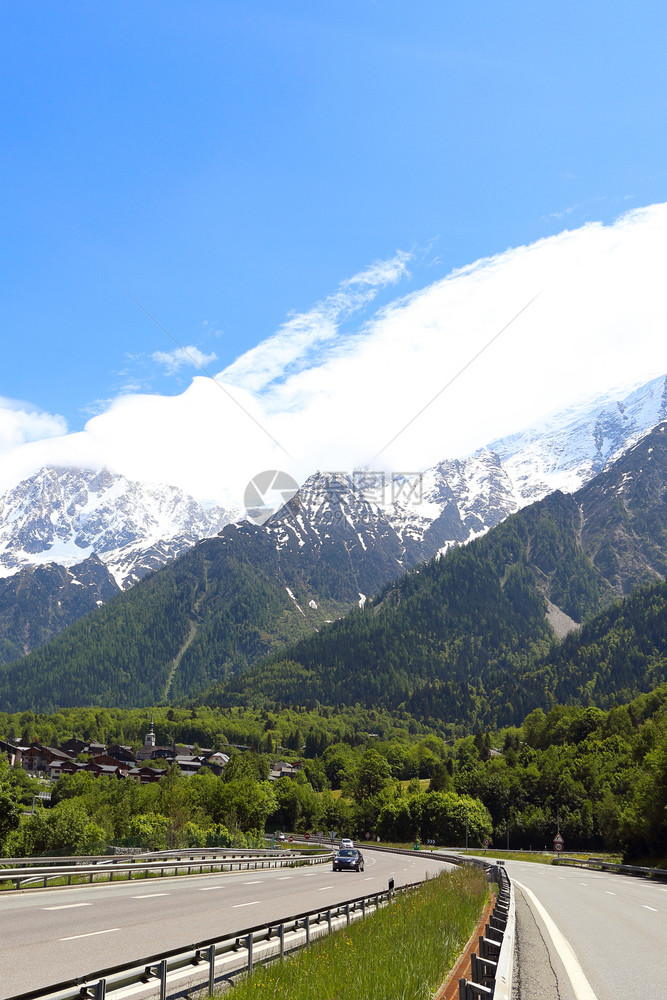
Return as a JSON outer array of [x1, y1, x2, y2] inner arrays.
[[152, 346, 218, 375], [1, 205, 667, 506], [221, 250, 411, 394], [0, 398, 67, 452]]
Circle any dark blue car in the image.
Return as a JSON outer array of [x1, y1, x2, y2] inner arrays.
[[333, 847, 365, 872]]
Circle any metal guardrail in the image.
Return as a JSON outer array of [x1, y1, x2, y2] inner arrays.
[[553, 855, 667, 879], [1, 847, 293, 867], [9, 881, 421, 1000], [0, 849, 332, 891], [458, 864, 515, 1000]]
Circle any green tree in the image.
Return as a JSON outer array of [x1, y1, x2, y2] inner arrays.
[[347, 749, 391, 804]]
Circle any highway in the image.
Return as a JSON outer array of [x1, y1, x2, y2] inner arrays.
[[0, 849, 454, 999], [499, 857, 667, 1000], [4, 850, 664, 1000]]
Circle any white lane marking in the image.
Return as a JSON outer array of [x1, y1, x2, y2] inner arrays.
[[301, 872, 319, 876], [364, 877, 373, 881], [132, 893, 169, 899], [244, 880, 263, 885], [318, 885, 334, 891], [578, 882, 588, 886], [44, 903, 92, 910], [61, 928, 119, 942], [643, 905, 658, 912], [277, 876, 292, 880], [198, 886, 225, 891], [606, 891, 616, 896], [233, 901, 259, 908], [515, 881, 599, 1000]]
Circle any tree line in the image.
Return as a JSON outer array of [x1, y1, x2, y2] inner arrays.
[[2, 684, 666, 864]]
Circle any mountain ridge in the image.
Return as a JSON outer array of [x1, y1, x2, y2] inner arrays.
[[0, 375, 666, 682]]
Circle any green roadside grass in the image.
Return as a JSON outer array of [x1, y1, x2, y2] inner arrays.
[[213, 866, 488, 1000], [454, 848, 623, 865]]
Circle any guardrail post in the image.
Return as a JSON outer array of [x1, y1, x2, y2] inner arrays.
[[345, 902, 350, 926], [95, 979, 106, 1000], [361, 897, 366, 919], [327, 909, 332, 935], [158, 959, 167, 1000], [279, 922, 285, 959], [246, 933, 254, 973], [304, 913, 310, 945], [208, 943, 215, 992]]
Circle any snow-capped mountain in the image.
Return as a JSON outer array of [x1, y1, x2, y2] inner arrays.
[[378, 450, 520, 562], [487, 372, 667, 503], [0, 374, 665, 670], [1, 376, 664, 598], [374, 373, 667, 558], [0, 467, 233, 589]]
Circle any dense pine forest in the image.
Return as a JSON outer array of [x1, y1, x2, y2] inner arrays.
[[213, 559, 667, 731]]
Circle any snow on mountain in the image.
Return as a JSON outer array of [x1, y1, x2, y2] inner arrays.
[[0, 467, 233, 589], [487, 373, 667, 503], [368, 373, 667, 555], [0, 374, 665, 602], [378, 451, 521, 562]]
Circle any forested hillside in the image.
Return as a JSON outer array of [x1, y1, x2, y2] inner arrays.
[[0, 557, 119, 665], [215, 425, 667, 728]]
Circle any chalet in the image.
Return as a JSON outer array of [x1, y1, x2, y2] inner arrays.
[[90, 754, 130, 769], [0, 739, 25, 767], [59, 738, 88, 756], [22, 744, 71, 775], [49, 759, 85, 780], [84, 762, 129, 779], [106, 744, 135, 763], [127, 766, 166, 784], [172, 755, 202, 776], [50, 759, 130, 781], [269, 760, 302, 780]]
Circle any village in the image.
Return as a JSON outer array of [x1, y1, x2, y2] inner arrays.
[[0, 717, 302, 787]]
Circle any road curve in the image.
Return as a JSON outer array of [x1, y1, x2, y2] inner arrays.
[[0, 849, 455, 999], [497, 857, 667, 1000]]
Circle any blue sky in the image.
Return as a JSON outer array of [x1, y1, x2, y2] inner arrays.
[[2, 2, 667, 502]]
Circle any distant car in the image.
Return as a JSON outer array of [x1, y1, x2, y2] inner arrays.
[[333, 847, 365, 872], [340, 838, 354, 848], [277, 832, 286, 841]]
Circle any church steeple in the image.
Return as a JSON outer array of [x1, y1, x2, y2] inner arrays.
[[144, 711, 156, 747]]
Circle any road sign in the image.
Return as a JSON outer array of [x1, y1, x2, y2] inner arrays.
[[553, 833, 564, 852], [483, 837, 491, 848], [304, 832, 310, 840], [289, 835, 294, 843]]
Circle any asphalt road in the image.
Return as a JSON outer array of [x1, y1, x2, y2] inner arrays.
[[500, 857, 667, 1000], [0, 849, 454, 999]]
